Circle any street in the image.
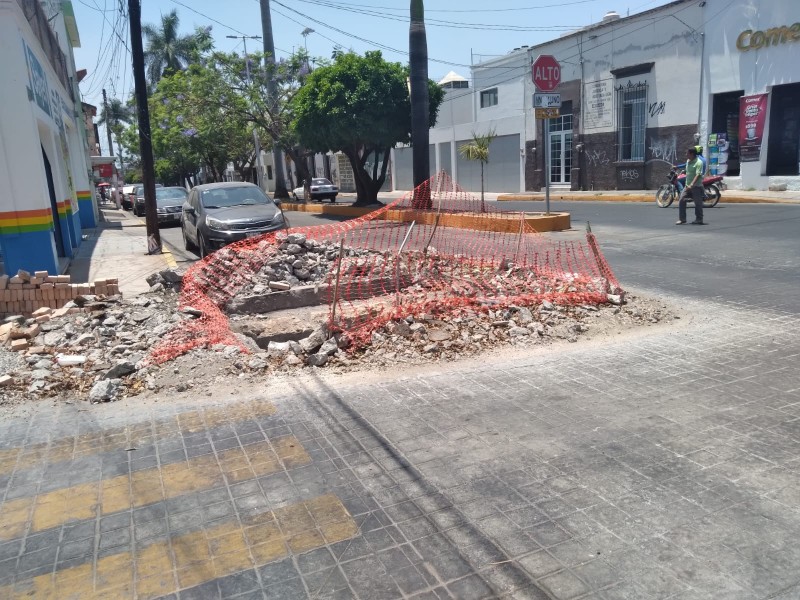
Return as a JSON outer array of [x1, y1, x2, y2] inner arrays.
[[1, 200, 799, 599]]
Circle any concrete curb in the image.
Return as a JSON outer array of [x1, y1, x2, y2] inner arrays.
[[282, 203, 572, 232], [496, 193, 791, 204]]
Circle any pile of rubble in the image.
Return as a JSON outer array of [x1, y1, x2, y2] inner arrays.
[[236, 293, 673, 372], [0, 291, 195, 404], [235, 232, 374, 296], [0, 257, 675, 406]]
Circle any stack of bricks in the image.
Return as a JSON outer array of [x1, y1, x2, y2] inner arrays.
[[0, 270, 120, 316]]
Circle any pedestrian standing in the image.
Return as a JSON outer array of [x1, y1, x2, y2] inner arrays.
[[676, 147, 705, 225]]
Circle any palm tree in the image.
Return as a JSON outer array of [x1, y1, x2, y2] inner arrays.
[[98, 97, 133, 175], [409, 0, 430, 209], [142, 10, 212, 87], [458, 129, 496, 212]]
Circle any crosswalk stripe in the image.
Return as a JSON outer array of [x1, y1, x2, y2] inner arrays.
[[3, 494, 358, 600], [0, 400, 277, 476], [0, 435, 309, 542]]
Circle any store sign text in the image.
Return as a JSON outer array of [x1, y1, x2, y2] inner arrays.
[[736, 23, 800, 51]]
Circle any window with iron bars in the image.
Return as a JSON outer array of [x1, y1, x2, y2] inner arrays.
[[616, 82, 647, 161]]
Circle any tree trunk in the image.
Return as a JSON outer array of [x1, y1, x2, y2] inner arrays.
[[409, 0, 431, 209], [259, 0, 288, 198], [286, 148, 312, 197], [343, 147, 390, 206]]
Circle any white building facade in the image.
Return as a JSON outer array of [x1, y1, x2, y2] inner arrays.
[[0, 0, 95, 276], [392, 0, 799, 193]]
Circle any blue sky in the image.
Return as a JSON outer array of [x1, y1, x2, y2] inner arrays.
[[72, 0, 666, 144]]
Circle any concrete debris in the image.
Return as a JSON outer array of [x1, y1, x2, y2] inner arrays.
[[102, 361, 136, 380], [306, 353, 329, 367], [89, 379, 120, 403], [299, 326, 328, 354]]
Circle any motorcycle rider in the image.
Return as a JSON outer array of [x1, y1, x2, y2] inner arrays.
[[673, 145, 706, 194]]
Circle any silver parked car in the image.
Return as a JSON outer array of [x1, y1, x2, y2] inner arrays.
[[154, 187, 189, 226], [181, 182, 286, 258]]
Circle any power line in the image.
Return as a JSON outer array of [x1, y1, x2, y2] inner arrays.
[[296, 0, 610, 13], [295, 0, 582, 31]]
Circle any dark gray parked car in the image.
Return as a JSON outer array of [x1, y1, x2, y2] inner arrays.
[[181, 182, 286, 258], [154, 187, 188, 226], [130, 183, 163, 215]]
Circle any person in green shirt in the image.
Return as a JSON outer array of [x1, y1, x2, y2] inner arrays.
[[676, 147, 705, 225]]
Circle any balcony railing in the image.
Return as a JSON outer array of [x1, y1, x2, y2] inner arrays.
[[15, 0, 74, 101]]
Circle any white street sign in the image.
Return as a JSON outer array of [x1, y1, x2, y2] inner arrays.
[[533, 93, 562, 109]]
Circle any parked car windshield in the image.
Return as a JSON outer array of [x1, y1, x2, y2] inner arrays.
[[311, 178, 333, 186], [135, 184, 163, 195], [155, 188, 188, 206], [201, 186, 271, 209]]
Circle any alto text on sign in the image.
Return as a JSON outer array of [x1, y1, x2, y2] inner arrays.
[[531, 55, 561, 92]]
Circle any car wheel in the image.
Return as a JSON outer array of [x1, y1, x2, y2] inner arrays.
[[292, 192, 299, 201], [198, 232, 208, 259], [330, 195, 336, 203]]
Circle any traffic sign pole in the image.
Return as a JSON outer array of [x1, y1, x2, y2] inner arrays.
[[531, 55, 561, 216], [544, 122, 550, 215]]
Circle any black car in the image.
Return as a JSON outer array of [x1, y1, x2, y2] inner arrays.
[[131, 183, 163, 215], [181, 182, 287, 258], [154, 187, 189, 226]]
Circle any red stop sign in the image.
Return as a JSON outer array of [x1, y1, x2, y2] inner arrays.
[[532, 55, 561, 92]]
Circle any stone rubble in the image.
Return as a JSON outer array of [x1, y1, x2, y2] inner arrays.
[[1, 258, 673, 406]]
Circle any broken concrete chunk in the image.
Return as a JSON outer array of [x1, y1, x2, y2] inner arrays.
[[0, 375, 14, 387], [286, 232, 307, 245], [268, 281, 291, 291], [299, 326, 328, 354], [160, 269, 183, 284], [607, 294, 623, 305], [102, 361, 136, 380], [306, 353, 328, 367], [267, 341, 292, 357], [319, 338, 338, 356], [181, 307, 203, 317], [89, 379, 120, 403], [285, 244, 303, 255]]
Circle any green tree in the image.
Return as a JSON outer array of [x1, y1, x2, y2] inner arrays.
[[209, 50, 316, 191], [409, 0, 430, 208], [143, 10, 213, 87], [292, 51, 444, 205], [98, 97, 133, 177], [148, 65, 256, 186], [458, 129, 496, 212]]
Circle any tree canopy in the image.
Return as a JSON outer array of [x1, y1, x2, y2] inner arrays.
[[145, 64, 256, 185], [292, 50, 444, 204]]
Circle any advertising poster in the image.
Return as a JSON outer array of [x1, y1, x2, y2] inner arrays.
[[739, 94, 768, 162]]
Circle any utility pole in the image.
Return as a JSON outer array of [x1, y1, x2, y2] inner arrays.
[[128, 0, 160, 253], [226, 34, 265, 189], [102, 88, 114, 158], [259, 0, 288, 198], [409, 0, 431, 208]]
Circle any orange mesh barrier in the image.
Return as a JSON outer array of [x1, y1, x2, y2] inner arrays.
[[148, 172, 622, 364]]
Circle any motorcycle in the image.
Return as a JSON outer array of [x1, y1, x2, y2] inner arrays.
[[655, 167, 723, 208]]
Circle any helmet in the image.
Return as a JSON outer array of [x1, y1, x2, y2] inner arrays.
[[694, 145, 704, 156]]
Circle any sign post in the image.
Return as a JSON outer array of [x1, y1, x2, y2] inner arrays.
[[532, 55, 561, 215]]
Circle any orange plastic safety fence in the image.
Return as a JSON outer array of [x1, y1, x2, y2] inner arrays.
[[148, 172, 622, 364]]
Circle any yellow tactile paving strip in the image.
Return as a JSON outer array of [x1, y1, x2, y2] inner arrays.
[[3, 494, 358, 600], [0, 435, 310, 542], [0, 400, 277, 476]]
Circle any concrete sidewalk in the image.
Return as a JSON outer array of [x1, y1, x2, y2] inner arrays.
[[66, 206, 176, 297]]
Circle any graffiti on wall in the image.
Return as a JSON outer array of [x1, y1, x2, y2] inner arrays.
[[586, 148, 611, 167], [620, 168, 640, 182], [648, 101, 666, 118], [648, 133, 678, 164]]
